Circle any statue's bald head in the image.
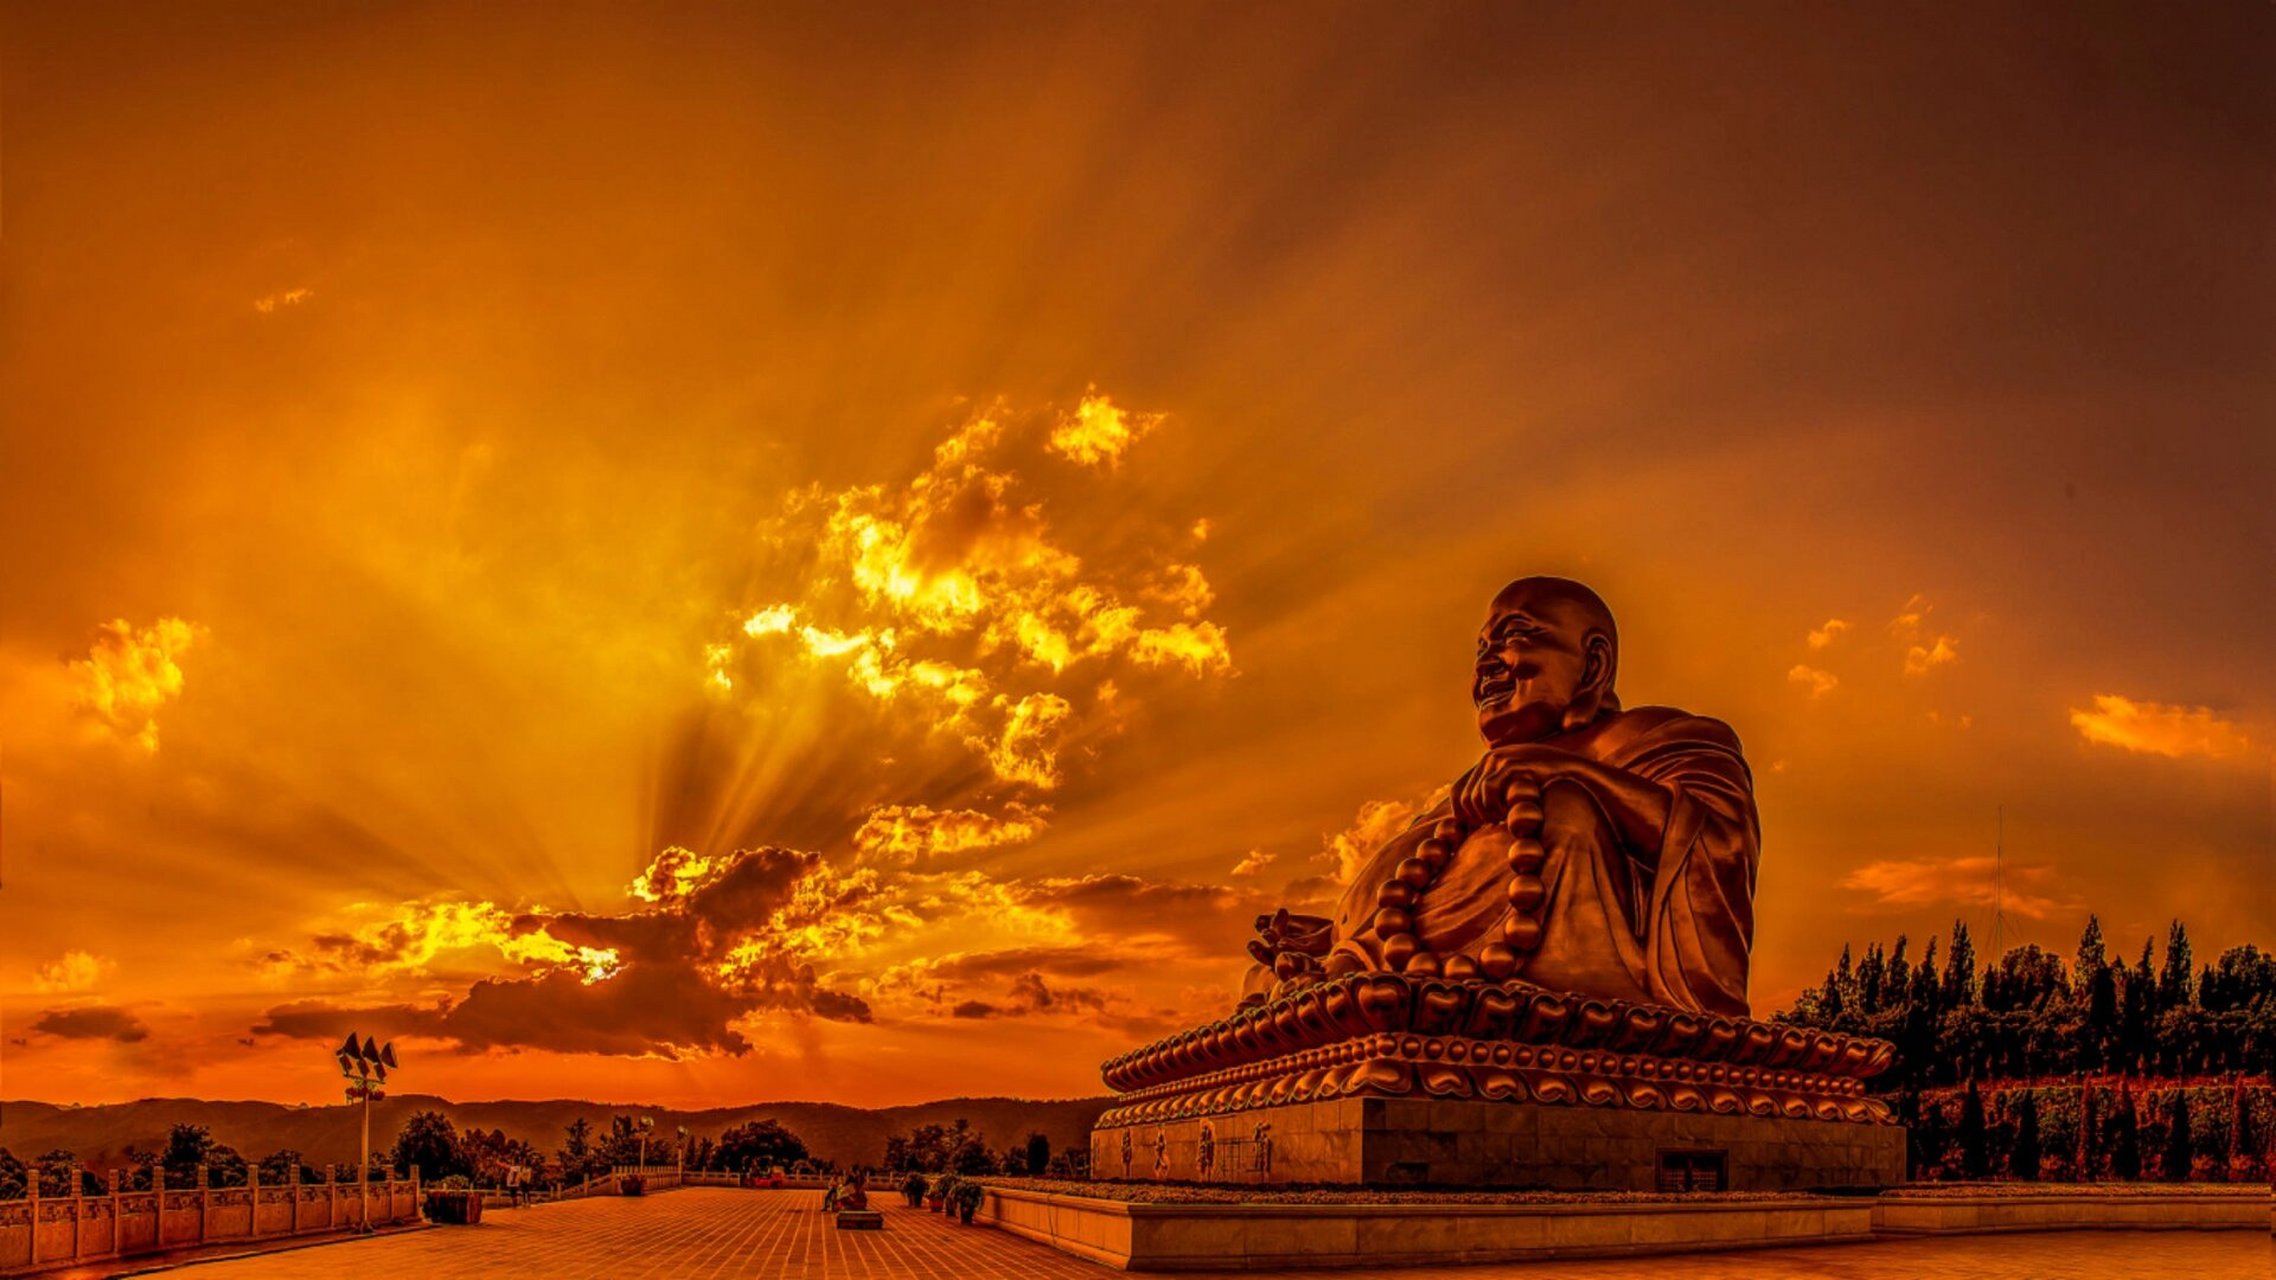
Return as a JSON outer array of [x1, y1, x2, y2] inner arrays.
[[1472, 576, 1621, 745]]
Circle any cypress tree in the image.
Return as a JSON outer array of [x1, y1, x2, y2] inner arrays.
[[2163, 1090, 2193, 1182], [1898, 1087, 1923, 1179], [2236, 1084, 2258, 1180], [2160, 922, 2196, 1010], [2012, 1089, 2041, 1181], [2076, 914, 2106, 982], [1945, 921, 1980, 1009], [2111, 1082, 2142, 1180], [1960, 1078, 1989, 1179], [1885, 935, 1912, 1010]]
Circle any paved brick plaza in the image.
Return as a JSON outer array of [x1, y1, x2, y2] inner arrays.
[[142, 1189, 2273, 1279]]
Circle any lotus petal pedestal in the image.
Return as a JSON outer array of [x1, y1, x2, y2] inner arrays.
[[1091, 974, 1905, 1190]]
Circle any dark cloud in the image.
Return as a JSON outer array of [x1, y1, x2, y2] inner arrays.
[[919, 946, 1128, 982], [441, 965, 766, 1056], [254, 957, 872, 1059], [33, 1004, 151, 1043], [250, 999, 442, 1044], [512, 910, 696, 964], [944, 970, 1111, 1022], [1015, 873, 1273, 956], [683, 847, 820, 934], [260, 845, 872, 1058]]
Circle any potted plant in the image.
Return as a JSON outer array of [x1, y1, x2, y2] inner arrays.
[[901, 1174, 928, 1208], [928, 1173, 959, 1212], [949, 1180, 984, 1225], [620, 1173, 647, 1196], [424, 1174, 483, 1225]]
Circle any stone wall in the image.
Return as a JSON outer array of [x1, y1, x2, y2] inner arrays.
[[980, 1183, 2272, 1271], [0, 1177, 419, 1275], [1093, 1096, 1905, 1190]]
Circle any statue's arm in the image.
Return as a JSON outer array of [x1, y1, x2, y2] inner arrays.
[[1456, 746, 1672, 857]]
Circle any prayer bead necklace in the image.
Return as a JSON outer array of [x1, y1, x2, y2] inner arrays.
[[1366, 779, 1548, 981]]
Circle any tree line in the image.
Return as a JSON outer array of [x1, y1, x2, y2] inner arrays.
[[1779, 915, 2276, 1181], [0, 1124, 392, 1199], [0, 1112, 828, 1199], [881, 1117, 1067, 1178], [1781, 916, 2276, 1085]]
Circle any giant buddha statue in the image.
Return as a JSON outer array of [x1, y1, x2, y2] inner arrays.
[[1107, 577, 1898, 1192], [1246, 575, 1759, 1017]]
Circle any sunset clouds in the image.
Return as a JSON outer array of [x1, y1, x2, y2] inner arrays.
[[0, 3, 2265, 1108], [1841, 855, 2073, 920], [708, 395, 1232, 801], [852, 803, 1048, 868], [2069, 696, 2254, 760], [32, 952, 115, 994], [68, 618, 197, 752], [31, 1005, 150, 1044]]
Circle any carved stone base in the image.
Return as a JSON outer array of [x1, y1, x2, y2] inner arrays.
[[1092, 1096, 1905, 1191]]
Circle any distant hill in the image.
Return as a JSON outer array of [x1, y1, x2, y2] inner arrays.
[[0, 1094, 1113, 1172]]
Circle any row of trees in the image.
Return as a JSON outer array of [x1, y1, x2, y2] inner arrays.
[[0, 1124, 393, 1200], [0, 1111, 835, 1200], [1903, 1079, 2270, 1183], [880, 1118, 1065, 1178], [1781, 917, 2276, 1088], [393, 1112, 826, 1187]]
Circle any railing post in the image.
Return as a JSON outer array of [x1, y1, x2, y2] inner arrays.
[[71, 1163, 84, 1262], [112, 1167, 125, 1260], [290, 1163, 301, 1235], [249, 1163, 260, 1240], [327, 1165, 338, 1229], [197, 1163, 210, 1246], [26, 1166, 41, 1267]]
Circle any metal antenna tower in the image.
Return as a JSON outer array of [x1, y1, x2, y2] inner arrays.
[[1992, 805, 2007, 960]]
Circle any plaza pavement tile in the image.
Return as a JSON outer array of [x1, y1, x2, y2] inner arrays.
[[125, 1188, 2276, 1279]]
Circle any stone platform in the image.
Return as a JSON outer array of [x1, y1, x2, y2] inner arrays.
[[978, 1183, 2273, 1271], [1094, 1096, 1903, 1190], [1092, 973, 1901, 1190]]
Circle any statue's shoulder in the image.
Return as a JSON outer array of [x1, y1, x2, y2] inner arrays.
[[1593, 705, 1744, 759]]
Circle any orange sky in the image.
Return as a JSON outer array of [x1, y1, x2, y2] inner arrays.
[[2, 3, 2270, 1110]]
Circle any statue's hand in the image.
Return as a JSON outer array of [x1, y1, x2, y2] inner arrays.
[[1454, 743, 1590, 826]]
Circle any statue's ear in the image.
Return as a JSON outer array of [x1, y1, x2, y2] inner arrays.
[[1561, 631, 1616, 731]]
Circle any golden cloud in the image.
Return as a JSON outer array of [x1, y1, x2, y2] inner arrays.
[[1319, 791, 1445, 882], [251, 287, 313, 314], [261, 844, 882, 1059], [33, 950, 115, 994], [714, 393, 1231, 792], [69, 617, 198, 752], [1047, 389, 1161, 468], [1230, 849, 1277, 877], [1788, 664, 1839, 699], [1888, 594, 1959, 677], [1903, 635, 1959, 677], [1806, 618, 1850, 650], [2069, 695, 2253, 760], [299, 897, 620, 985], [852, 802, 1048, 868], [1841, 855, 2070, 919]]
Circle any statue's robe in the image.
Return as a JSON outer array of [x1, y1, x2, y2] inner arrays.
[[1329, 706, 1759, 1017]]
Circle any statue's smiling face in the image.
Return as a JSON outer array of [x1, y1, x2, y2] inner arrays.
[[1473, 585, 1597, 745]]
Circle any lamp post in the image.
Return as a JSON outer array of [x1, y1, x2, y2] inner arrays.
[[334, 1034, 399, 1234], [637, 1116, 655, 1173]]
